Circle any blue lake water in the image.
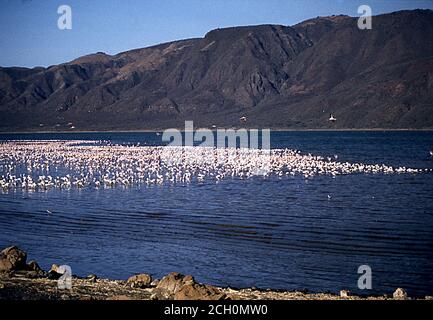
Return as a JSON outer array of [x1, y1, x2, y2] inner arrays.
[[1, 131, 433, 297]]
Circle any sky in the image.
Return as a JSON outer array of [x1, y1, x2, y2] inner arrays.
[[1, 0, 433, 67]]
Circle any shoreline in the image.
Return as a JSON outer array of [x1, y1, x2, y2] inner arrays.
[[2, 270, 430, 301], [1, 128, 433, 134], [1, 247, 430, 300], [0, 274, 411, 301]]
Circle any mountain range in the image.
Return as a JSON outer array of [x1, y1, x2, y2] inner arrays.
[[1, 9, 433, 131]]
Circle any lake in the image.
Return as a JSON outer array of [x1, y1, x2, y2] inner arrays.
[[1, 131, 433, 297]]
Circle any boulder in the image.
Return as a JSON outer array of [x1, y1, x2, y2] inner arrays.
[[393, 288, 408, 299], [174, 283, 226, 300], [27, 260, 43, 272], [20, 260, 45, 278], [0, 246, 27, 272], [156, 272, 192, 294], [0, 247, 46, 278], [0, 259, 13, 272], [155, 272, 226, 300], [127, 274, 153, 288]]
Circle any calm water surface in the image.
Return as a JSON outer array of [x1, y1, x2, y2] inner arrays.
[[1, 131, 433, 296]]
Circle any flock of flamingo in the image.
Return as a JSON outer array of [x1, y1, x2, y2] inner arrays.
[[0, 140, 431, 191]]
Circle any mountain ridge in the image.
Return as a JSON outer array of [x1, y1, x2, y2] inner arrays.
[[1, 9, 433, 131]]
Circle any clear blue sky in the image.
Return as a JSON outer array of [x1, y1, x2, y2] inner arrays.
[[1, 0, 433, 67]]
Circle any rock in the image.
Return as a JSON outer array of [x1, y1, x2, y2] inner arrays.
[[87, 274, 98, 283], [155, 272, 226, 300], [0, 246, 27, 272], [27, 260, 43, 272], [340, 290, 350, 298], [127, 274, 153, 288], [48, 264, 61, 279], [393, 288, 408, 299], [183, 275, 195, 286], [48, 271, 62, 280], [150, 279, 160, 287], [0, 259, 13, 272], [425, 296, 433, 300], [0, 258, 46, 279], [174, 283, 226, 300], [26, 260, 46, 277], [0, 283, 4, 289], [156, 272, 194, 294]]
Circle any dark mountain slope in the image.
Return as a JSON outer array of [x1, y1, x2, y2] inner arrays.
[[1, 9, 433, 131]]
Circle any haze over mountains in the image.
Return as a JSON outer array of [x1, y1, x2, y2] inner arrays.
[[1, 9, 433, 131]]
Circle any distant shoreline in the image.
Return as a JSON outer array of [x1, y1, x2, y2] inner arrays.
[[1, 128, 433, 134]]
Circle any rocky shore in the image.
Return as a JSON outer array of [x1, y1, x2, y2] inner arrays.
[[0, 246, 430, 301]]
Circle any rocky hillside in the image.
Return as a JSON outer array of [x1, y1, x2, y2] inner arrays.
[[1, 9, 433, 131]]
